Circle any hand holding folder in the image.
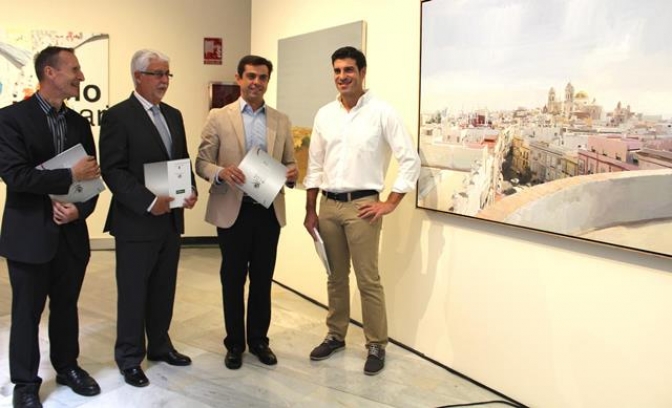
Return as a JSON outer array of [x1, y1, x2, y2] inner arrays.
[[36, 143, 105, 203], [144, 158, 192, 209]]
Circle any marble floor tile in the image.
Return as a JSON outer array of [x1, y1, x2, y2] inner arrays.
[[0, 248, 505, 407]]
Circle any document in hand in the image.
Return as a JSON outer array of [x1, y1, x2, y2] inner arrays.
[[313, 228, 332, 276], [36, 143, 105, 203], [144, 158, 192, 209], [237, 146, 287, 208]]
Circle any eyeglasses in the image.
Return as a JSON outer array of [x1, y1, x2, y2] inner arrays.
[[140, 70, 173, 79]]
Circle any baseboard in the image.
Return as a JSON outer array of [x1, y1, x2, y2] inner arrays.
[[90, 238, 115, 250], [90, 236, 218, 251]]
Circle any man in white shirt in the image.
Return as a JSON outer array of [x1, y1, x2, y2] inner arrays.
[[303, 46, 421, 375]]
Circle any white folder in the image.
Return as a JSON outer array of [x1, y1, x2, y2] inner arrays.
[[313, 228, 332, 276], [143, 158, 192, 209], [36, 143, 105, 203]]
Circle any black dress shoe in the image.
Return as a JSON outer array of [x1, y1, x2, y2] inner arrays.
[[13, 384, 42, 408], [56, 366, 101, 396], [249, 343, 277, 366], [224, 347, 243, 370], [147, 350, 192, 366], [121, 366, 149, 387]]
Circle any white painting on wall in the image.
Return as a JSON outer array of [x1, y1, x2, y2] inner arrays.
[[277, 21, 366, 186], [0, 29, 109, 130]]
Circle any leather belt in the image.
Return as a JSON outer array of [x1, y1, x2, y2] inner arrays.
[[241, 195, 261, 205], [322, 190, 378, 202]]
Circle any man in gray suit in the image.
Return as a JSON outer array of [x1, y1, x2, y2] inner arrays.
[[100, 49, 197, 388], [196, 55, 297, 370]]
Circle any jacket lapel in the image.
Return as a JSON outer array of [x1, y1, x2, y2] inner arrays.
[[265, 107, 277, 156], [227, 103, 246, 156], [26, 96, 57, 160]]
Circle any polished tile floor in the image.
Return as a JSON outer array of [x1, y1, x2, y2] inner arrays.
[[0, 248, 505, 408]]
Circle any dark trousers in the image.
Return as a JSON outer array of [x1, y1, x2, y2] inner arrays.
[[217, 202, 280, 351], [7, 233, 88, 385], [114, 233, 180, 370]]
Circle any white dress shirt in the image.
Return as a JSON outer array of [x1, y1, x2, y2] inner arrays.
[[303, 91, 420, 194]]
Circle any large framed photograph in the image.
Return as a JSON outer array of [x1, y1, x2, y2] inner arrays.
[[418, 0, 672, 256], [209, 82, 240, 110]]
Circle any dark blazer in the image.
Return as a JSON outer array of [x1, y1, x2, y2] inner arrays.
[[100, 93, 194, 240], [0, 95, 97, 264]]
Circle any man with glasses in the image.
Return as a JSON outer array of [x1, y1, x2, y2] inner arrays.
[[0, 45, 101, 408], [100, 49, 197, 388], [196, 55, 297, 369]]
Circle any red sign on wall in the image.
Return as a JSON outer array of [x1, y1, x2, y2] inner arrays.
[[204, 37, 222, 65]]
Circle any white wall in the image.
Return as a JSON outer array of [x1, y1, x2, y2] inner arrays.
[[252, 1, 672, 407], [0, 0, 251, 239]]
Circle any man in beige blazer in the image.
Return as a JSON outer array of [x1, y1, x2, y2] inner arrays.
[[196, 55, 297, 370]]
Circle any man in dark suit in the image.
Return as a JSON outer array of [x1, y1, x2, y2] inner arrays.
[[99, 49, 197, 388], [195, 55, 297, 369], [0, 46, 102, 408]]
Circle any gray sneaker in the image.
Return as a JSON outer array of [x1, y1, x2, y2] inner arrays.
[[310, 337, 346, 361], [363, 344, 385, 375]]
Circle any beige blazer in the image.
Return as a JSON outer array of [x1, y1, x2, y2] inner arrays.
[[195, 101, 296, 228]]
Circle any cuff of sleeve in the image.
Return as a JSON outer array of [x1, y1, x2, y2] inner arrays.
[[147, 197, 157, 212], [391, 180, 416, 194], [214, 167, 224, 185]]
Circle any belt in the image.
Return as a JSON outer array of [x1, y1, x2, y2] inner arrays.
[[241, 195, 261, 205], [322, 190, 378, 202]]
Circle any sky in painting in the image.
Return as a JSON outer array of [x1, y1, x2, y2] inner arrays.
[[421, 0, 672, 118]]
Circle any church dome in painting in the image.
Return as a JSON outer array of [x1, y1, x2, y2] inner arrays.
[[575, 90, 589, 100]]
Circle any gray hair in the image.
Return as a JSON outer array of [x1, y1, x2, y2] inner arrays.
[[130, 49, 170, 86]]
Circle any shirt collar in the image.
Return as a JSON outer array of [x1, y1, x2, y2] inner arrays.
[[133, 90, 156, 111], [34, 92, 67, 116], [239, 97, 265, 114], [337, 89, 370, 110]]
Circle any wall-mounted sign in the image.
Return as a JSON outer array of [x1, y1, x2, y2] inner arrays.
[[203, 37, 222, 65]]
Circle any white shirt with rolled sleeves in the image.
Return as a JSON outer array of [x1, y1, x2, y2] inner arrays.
[[303, 91, 420, 193]]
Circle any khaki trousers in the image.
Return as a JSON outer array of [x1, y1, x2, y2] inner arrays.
[[318, 194, 387, 347]]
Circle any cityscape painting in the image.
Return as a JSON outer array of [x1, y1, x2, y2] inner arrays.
[[418, 0, 672, 256]]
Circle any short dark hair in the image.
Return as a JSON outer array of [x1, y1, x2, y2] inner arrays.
[[237, 55, 273, 77], [35, 46, 75, 81], [331, 46, 367, 70]]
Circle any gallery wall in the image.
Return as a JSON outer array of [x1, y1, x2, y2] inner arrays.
[[0, 0, 252, 240], [251, 0, 672, 407]]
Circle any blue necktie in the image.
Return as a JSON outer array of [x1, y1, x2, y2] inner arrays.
[[150, 105, 172, 158]]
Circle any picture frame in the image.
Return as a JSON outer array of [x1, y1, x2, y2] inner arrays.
[[208, 82, 240, 110], [417, 0, 672, 257]]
